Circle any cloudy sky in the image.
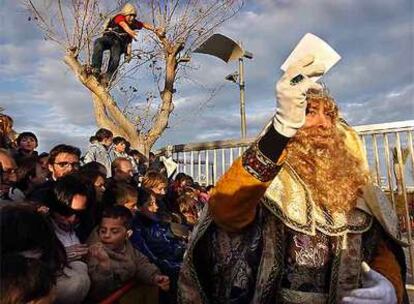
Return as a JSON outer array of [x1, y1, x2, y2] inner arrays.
[[1, 0, 413, 153]]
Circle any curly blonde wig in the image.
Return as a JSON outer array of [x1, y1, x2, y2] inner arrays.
[[286, 91, 369, 214]]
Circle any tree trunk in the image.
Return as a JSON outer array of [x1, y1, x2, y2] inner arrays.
[[63, 51, 151, 151], [63, 48, 178, 156], [146, 53, 177, 148]]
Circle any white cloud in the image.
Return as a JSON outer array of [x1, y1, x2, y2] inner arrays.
[[341, 83, 414, 125]]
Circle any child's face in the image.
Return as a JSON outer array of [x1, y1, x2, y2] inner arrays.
[[38, 156, 49, 170], [147, 199, 158, 213], [115, 142, 126, 153], [98, 217, 129, 250], [122, 197, 137, 213], [151, 183, 167, 198], [19, 136, 37, 151]]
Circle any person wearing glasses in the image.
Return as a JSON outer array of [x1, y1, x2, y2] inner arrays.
[[47, 144, 81, 181], [28, 144, 81, 209], [47, 174, 91, 304]]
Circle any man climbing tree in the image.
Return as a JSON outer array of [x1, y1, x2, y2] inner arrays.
[[90, 3, 164, 85]]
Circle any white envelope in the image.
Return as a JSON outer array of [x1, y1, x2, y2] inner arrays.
[[281, 33, 341, 81]]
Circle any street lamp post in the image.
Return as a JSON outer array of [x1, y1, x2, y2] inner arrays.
[[238, 57, 246, 138], [194, 34, 253, 138], [224, 50, 253, 138]]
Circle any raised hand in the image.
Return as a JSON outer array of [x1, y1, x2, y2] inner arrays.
[[89, 243, 111, 269], [66, 243, 89, 262], [153, 274, 170, 291], [273, 54, 325, 137]]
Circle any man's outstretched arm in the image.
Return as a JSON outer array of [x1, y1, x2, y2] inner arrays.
[[141, 22, 166, 37], [118, 21, 138, 40], [210, 55, 325, 232], [209, 127, 289, 232]]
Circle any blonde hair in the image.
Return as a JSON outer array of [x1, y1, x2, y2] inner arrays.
[[286, 96, 369, 214], [0, 114, 13, 135], [141, 170, 168, 191]]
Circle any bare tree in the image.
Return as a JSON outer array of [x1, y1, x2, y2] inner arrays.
[[24, 0, 243, 154]]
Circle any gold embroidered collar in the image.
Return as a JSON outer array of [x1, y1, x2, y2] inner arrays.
[[262, 163, 372, 236]]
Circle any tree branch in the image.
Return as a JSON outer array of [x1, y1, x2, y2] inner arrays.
[[63, 50, 138, 140], [57, 0, 71, 46], [146, 54, 176, 147]]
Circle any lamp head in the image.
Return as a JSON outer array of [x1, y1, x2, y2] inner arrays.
[[243, 51, 253, 59], [225, 71, 239, 83]]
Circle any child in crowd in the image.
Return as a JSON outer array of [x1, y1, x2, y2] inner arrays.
[[83, 128, 113, 178], [109, 136, 128, 160], [141, 170, 170, 219], [86, 205, 169, 301], [110, 136, 141, 175], [114, 182, 138, 212], [102, 181, 138, 213], [131, 187, 188, 304], [13, 131, 38, 164], [176, 193, 198, 226]]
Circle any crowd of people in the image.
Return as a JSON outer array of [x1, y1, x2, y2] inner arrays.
[[0, 123, 212, 304]]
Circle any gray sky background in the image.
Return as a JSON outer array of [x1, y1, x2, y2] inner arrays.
[[1, 0, 413, 153]]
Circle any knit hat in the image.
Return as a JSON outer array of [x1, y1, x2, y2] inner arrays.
[[121, 3, 137, 16]]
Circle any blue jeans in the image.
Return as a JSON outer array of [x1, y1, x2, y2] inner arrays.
[[91, 34, 125, 77]]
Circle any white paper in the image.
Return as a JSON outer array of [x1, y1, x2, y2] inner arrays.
[[281, 33, 341, 81]]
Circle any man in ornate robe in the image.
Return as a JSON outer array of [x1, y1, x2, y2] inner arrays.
[[178, 55, 408, 304]]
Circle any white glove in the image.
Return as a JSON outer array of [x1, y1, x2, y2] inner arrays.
[[341, 262, 397, 304], [273, 54, 325, 137]]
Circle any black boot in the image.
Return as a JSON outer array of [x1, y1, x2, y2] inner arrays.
[[99, 73, 111, 87]]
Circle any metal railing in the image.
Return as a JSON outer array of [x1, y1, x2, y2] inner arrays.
[[157, 120, 414, 279]]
